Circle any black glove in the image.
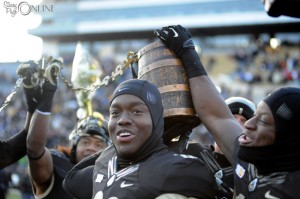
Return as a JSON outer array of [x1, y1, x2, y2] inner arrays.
[[154, 25, 207, 79], [37, 66, 58, 113], [17, 61, 41, 113], [24, 87, 42, 114], [44, 57, 63, 86]]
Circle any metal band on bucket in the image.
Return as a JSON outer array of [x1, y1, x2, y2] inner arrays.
[[138, 59, 182, 77], [158, 84, 190, 93], [164, 108, 196, 117]]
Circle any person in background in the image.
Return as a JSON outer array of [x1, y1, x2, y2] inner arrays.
[[214, 96, 256, 154], [18, 168, 34, 199], [156, 24, 300, 198], [0, 168, 11, 199], [20, 59, 111, 199]]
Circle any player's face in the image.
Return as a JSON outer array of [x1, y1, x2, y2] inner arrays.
[[108, 94, 153, 158], [239, 101, 276, 147], [76, 136, 107, 162]]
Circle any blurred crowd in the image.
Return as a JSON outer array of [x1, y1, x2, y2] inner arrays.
[[232, 45, 300, 85]]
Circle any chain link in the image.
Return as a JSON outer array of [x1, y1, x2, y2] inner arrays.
[[0, 78, 23, 113], [0, 51, 139, 112], [59, 51, 138, 93]]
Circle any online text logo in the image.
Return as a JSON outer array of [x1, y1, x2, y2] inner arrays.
[[4, 1, 54, 17]]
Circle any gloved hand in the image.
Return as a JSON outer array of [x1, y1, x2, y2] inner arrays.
[[154, 25, 207, 78], [37, 63, 58, 113], [44, 57, 63, 86], [17, 61, 41, 113]]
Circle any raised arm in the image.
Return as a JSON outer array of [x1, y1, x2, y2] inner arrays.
[[24, 60, 58, 195], [189, 76, 242, 162], [27, 110, 54, 195], [155, 25, 242, 162]]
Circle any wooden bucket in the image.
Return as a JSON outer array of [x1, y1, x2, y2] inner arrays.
[[137, 40, 201, 140]]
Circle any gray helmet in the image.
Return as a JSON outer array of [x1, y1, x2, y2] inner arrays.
[[69, 112, 111, 148], [225, 97, 256, 120]]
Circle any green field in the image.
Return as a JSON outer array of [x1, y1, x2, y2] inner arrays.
[[6, 189, 21, 199]]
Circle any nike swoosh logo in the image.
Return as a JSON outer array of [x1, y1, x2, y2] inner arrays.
[[120, 181, 133, 188], [169, 28, 178, 37], [265, 191, 280, 199]]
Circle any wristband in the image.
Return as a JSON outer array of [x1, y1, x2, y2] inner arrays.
[[24, 86, 41, 114], [37, 81, 56, 113], [180, 49, 207, 79], [27, 148, 46, 161]]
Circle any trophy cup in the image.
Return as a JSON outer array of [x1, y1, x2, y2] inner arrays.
[[71, 42, 103, 119]]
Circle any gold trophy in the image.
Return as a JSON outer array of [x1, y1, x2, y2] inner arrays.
[[71, 42, 103, 119]]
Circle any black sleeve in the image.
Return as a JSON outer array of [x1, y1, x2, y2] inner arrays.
[[63, 151, 101, 199], [0, 129, 27, 169]]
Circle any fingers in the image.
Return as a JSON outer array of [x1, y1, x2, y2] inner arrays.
[[154, 29, 167, 41], [155, 25, 177, 40], [17, 61, 40, 88], [155, 25, 189, 40]]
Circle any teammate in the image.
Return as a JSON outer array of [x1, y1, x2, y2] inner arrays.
[[21, 59, 111, 199], [214, 96, 256, 154], [0, 61, 40, 169], [184, 96, 256, 198], [155, 24, 300, 198], [0, 127, 28, 169], [92, 79, 216, 198]]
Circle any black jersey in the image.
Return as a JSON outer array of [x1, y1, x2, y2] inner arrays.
[[93, 146, 216, 199], [0, 129, 27, 169], [63, 151, 104, 199], [233, 140, 300, 198], [37, 149, 74, 199], [184, 142, 234, 199]]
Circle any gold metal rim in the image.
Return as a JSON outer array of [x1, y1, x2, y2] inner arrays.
[[138, 59, 182, 77], [158, 84, 190, 93], [138, 40, 166, 58], [163, 108, 196, 117]]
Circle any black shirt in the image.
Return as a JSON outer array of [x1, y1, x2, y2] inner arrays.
[[0, 129, 27, 169], [184, 142, 234, 199], [233, 140, 300, 198], [38, 149, 74, 199], [63, 151, 104, 199], [93, 145, 216, 199]]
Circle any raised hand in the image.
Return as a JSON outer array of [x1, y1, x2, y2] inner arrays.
[[17, 61, 41, 113], [37, 58, 62, 113], [17, 60, 39, 88], [155, 25, 207, 79], [154, 25, 195, 56], [44, 57, 63, 86]]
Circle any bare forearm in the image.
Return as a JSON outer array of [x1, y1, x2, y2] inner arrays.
[[189, 76, 230, 120], [27, 111, 50, 158], [189, 76, 242, 162], [27, 111, 54, 189]]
